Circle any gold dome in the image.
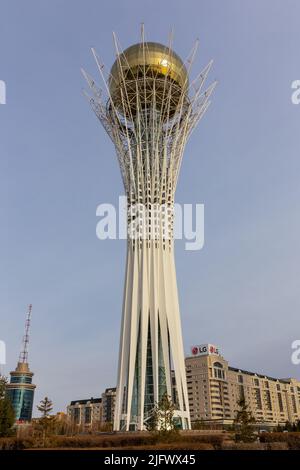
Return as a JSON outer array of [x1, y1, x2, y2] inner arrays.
[[109, 42, 188, 117]]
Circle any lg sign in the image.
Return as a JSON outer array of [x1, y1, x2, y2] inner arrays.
[[191, 343, 219, 357]]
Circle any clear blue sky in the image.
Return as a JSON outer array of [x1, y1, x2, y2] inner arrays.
[[0, 0, 300, 415]]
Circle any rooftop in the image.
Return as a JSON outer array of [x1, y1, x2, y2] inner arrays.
[[70, 397, 102, 406]]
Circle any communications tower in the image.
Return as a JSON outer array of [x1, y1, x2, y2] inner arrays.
[[83, 29, 216, 431], [6, 304, 36, 422]]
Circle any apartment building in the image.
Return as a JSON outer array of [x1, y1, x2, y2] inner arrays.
[[67, 397, 103, 428], [185, 344, 300, 427], [101, 387, 116, 424]]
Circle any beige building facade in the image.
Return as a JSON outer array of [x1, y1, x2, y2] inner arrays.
[[67, 388, 117, 429], [67, 398, 103, 428], [185, 344, 300, 427], [101, 387, 116, 424]]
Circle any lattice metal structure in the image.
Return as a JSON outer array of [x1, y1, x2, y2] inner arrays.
[[82, 28, 216, 431], [19, 304, 32, 364], [7, 304, 36, 422]]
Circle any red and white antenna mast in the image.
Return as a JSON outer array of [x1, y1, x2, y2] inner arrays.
[[19, 304, 32, 363]]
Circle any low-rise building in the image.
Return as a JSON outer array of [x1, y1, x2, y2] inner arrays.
[[67, 388, 117, 429], [67, 397, 102, 428]]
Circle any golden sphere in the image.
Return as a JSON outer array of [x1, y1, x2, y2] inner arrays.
[[109, 42, 188, 117]]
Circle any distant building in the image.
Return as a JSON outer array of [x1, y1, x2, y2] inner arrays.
[[67, 398, 102, 428], [6, 305, 36, 423], [101, 388, 116, 424], [185, 343, 300, 428], [6, 362, 36, 423], [55, 411, 68, 422]]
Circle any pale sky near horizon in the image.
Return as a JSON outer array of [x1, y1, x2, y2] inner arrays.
[[0, 0, 300, 415]]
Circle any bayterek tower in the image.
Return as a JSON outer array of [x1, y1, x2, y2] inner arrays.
[[82, 30, 216, 431]]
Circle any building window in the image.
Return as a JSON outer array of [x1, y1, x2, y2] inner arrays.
[[277, 393, 284, 413], [292, 395, 297, 414], [10, 376, 32, 384], [255, 389, 262, 410], [239, 385, 245, 401], [73, 408, 80, 424], [85, 407, 91, 424], [264, 390, 272, 411], [6, 388, 34, 421], [213, 362, 225, 380]]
